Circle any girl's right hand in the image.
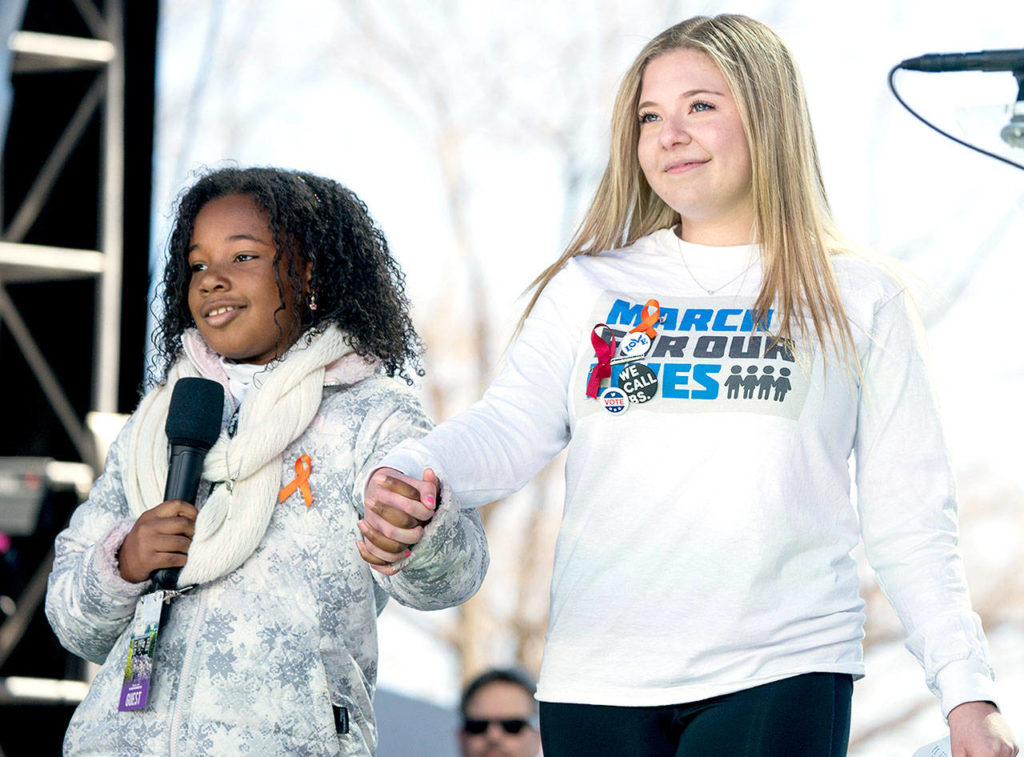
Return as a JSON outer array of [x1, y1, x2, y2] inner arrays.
[[117, 500, 197, 583], [358, 468, 437, 570]]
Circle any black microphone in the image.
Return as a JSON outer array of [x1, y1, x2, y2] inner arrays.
[[896, 48, 1024, 154], [899, 48, 1024, 73], [151, 377, 224, 590]]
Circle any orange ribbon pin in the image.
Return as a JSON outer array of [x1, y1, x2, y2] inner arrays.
[[629, 299, 661, 339], [279, 454, 314, 508]]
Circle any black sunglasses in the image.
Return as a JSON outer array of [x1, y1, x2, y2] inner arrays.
[[462, 718, 533, 735]]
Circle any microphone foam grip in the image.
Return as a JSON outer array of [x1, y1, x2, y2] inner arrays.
[[165, 377, 224, 449]]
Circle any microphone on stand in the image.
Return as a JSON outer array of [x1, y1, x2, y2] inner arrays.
[[151, 377, 224, 590], [898, 48, 1024, 73], [895, 48, 1024, 155]]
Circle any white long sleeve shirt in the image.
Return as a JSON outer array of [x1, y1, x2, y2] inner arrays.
[[383, 228, 994, 715]]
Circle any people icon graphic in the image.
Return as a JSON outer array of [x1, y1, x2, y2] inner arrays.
[[742, 366, 759, 398], [757, 366, 775, 399], [725, 366, 744, 399], [774, 368, 792, 402], [725, 364, 793, 403]]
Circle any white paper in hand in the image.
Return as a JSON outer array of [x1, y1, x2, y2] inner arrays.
[[912, 735, 951, 757]]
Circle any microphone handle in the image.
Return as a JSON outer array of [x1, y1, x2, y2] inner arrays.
[[152, 445, 208, 590], [902, 49, 1024, 73], [151, 568, 181, 591]]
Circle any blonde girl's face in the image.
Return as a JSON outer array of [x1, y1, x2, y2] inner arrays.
[[187, 193, 311, 364], [636, 48, 754, 244]]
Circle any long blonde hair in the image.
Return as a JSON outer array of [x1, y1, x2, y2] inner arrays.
[[522, 14, 855, 362]]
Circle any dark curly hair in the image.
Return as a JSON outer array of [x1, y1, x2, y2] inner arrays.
[[151, 166, 423, 384]]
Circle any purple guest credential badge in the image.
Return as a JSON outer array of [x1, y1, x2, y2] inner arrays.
[[118, 591, 164, 711]]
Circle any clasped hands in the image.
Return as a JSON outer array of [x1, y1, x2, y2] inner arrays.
[[357, 467, 438, 575]]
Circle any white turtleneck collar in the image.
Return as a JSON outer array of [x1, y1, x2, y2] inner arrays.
[[219, 358, 267, 406]]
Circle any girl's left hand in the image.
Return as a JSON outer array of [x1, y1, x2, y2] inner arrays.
[[358, 467, 437, 574], [948, 701, 1018, 756]]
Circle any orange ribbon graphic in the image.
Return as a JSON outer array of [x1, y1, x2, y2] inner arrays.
[[629, 299, 661, 339], [279, 454, 313, 508]]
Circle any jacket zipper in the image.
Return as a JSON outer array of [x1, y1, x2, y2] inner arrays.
[[169, 590, 207, 756]]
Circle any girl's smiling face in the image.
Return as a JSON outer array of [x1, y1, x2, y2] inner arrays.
[[187, 193, 311, 364], [636, 48, 754, 244]]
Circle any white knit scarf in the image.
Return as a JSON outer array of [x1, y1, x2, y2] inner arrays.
[[124, 325, 369, 586]]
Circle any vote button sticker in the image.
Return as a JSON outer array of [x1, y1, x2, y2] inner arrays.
[[601, 388, 630, 415], [617, 363, 658, 404]]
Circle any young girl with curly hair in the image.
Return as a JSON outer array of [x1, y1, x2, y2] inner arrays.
[[46, 166, 487, 755]]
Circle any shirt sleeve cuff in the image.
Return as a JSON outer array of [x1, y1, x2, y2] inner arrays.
[[360, 443, 429, 503], [935, 658, 998, 718], [94, 519, 151, 599], [404, 469, 459, 567]]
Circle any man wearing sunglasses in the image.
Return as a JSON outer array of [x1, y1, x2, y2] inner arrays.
[[459, 668, 542, 757]]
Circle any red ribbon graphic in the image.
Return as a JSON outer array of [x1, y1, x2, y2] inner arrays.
[[587, 324, 616, 399]]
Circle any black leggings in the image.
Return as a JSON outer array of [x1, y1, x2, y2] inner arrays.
[[539, 672, 853, 757]]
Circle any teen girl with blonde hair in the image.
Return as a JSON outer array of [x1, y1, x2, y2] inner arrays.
[[360, 15, 1018, 756]]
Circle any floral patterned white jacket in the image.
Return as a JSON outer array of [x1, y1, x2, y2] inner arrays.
[[45, 355, 488, 756]]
